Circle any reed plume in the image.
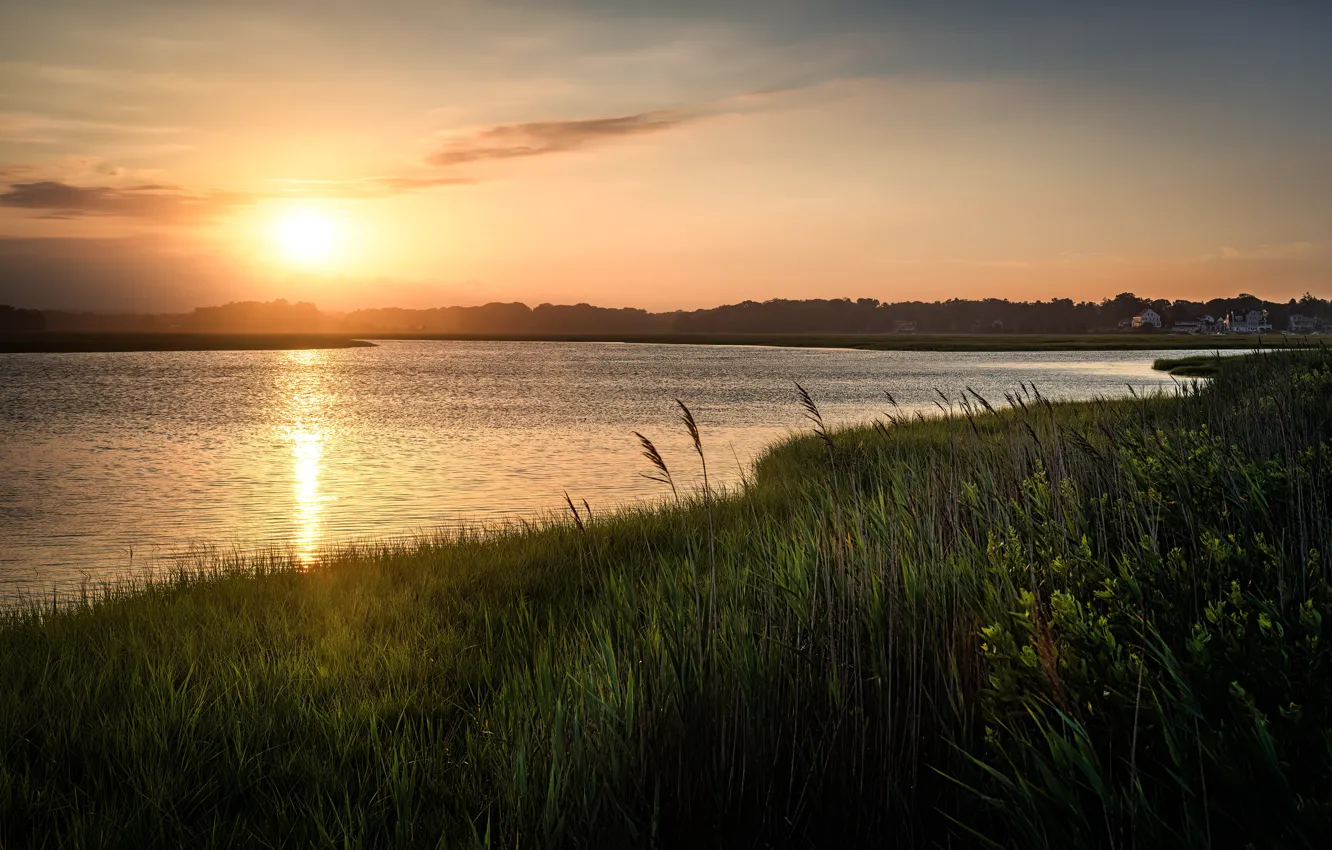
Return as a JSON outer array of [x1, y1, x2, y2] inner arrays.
[[633, 431, 678, 503]]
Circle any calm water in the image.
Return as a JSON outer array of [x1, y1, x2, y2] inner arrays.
[[1, 341, 1195, 595]]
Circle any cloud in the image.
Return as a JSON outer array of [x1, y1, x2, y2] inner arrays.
[[270, 175, 478, 198], [0, 94, 766, 223], [0, 180, 246, 222], [418, 89, 796, 172], [0, 170, 477, 224], [425, 109, 694, 168], [0, 111, 183, 145], [0, 60, 213, 94], [269, 108, 710, 197], [372, 175, 479, 192]]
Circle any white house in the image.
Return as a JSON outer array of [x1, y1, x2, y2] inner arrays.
[[1289, 314, 1321, 333], [1131, 308, 1162, 329], [1224, 309, 1272, 333]]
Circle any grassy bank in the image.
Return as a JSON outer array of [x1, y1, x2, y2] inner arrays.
[[3, 349, 1331, 848], [1153, 352, 1233, 377], [0, 333, 376, 353], [361, 331, 1298, 351]]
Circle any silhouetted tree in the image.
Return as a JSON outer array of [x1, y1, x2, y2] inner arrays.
[[0, 305, 44, 331], [186, 300, 321, 333]]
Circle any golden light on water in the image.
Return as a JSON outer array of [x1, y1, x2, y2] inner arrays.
[[289, 427, 324, 565], [280, 349, 334, 565]]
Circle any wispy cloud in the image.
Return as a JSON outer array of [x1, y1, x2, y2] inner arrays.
[[0, 172, 478, 222], [425, 109, 695, 168], [0, 61, 214, 94], [0, 111, 183, 146], [418, 85, 801, 172], [0, 181, 245, 222], [373, 175, 479, 191], [0, 91, 782, 222], [271, 106, 712, 196], [270, 175, 478, 198]]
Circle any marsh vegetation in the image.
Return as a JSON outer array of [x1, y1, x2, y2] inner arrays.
[[2, 347, 1330, 848]]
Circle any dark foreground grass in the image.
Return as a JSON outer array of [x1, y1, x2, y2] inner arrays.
[[362, 331, 1296, 351], [3, 347, 1331, 848], [0, 333, 375, 353]]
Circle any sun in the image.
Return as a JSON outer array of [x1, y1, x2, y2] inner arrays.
[[275, 209, 339, 266]]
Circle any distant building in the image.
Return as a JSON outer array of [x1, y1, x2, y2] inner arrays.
[[1175, 315, 1224, 334], [1288, 313, 1322, 334], [891, 319, 917, 334], [1224, 309, 1272, 333], [1131, 308, 1162, 329]]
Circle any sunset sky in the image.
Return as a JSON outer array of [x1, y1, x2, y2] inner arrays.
[[1, 1, 1329, 312]]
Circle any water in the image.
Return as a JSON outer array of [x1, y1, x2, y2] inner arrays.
[[0, 341, 1197, 595]]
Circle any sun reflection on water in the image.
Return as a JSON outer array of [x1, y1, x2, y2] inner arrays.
[[279, 350, 334, 565]]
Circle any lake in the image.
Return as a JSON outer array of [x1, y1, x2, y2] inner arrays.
[[0, 341, 1198, 596]]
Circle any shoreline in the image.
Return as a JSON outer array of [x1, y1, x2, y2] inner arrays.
[[353, 330, 1297, 351], [0, 329, 1308, 353], [1152, 352, 1234, 376]]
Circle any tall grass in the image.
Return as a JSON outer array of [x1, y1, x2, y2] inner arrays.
[[2, 347, 1330, 848]]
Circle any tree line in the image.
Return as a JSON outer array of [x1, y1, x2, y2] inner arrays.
[[31, 300, 328, 333], [343, 292, 1332, 335], [0, 305, 44, 331], [7, 292, 1330, 335], [672, 292, 1331, 334]]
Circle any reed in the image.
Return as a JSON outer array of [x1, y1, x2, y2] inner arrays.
[[2, 347, 1330, 848]]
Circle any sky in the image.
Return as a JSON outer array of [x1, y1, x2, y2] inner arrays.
[[1, 0, 1329, 312]]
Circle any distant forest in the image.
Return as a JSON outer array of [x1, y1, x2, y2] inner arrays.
[[6, 292, 1331, 335], [0, 304, 44, 331]]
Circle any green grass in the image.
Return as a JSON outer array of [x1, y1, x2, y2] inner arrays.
[[360, 331, 1298, 351], [0, 333, 376, 353], [3, 346, 1331, 848], [1153, 352, 1233, 377]]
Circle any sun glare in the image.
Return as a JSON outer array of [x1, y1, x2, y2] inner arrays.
[[275, 209, 339, 266]]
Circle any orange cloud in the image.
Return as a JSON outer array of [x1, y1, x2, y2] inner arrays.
[[0, 180, 247, 222], [425, 110, 695, 168], [270, 175, 478, 198]]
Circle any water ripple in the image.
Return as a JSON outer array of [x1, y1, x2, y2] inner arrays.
[[0, 341, 1190, 595]]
